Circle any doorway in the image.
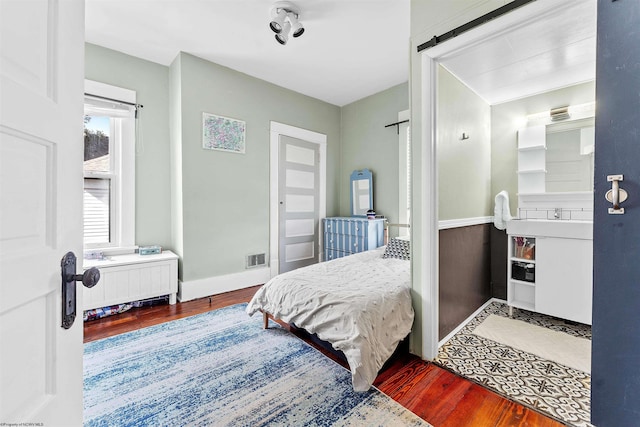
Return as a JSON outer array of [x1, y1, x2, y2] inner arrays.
[[416, 0, 596, 361], [269, 122, 326, 277], [278, 135, 320, 273]]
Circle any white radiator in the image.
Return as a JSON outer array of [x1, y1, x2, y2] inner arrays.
[[83, 251, 178, 311]]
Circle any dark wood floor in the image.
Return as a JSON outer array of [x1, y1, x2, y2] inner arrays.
[[84, 286, 565, 427]]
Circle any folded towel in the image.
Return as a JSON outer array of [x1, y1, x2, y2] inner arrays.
[[494, 191, 512, 230]]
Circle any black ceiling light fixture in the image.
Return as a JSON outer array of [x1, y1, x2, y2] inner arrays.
[[269, 1, 305, 45]]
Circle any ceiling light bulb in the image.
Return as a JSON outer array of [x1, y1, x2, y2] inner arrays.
[[287, 12, 305, 37], [275, 21, 291, 45], [270, 9, 287, 33]]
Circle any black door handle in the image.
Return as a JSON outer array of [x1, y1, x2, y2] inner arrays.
[[61, 252, 100, 329], [66, 267, 100, 288]]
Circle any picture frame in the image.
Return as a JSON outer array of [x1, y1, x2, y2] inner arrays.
[[202, 112, 246, 154]]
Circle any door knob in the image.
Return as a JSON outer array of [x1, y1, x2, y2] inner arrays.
[[60, 251, 101, 329], [66, 267, 100, 288]]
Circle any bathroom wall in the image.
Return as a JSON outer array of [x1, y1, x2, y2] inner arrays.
[[437, 66, 492, 220], [439, 224, 492, 339], [437, 65, 493, 339], [491, 81, 596, 215]]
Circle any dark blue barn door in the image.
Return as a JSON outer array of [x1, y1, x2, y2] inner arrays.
[[591, 1, 640, 426]]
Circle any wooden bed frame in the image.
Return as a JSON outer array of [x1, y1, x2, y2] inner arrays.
[[260, 309, 409, 375]]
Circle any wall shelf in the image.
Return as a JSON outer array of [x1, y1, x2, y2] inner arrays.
[[517, 169, 547, 174], [518, 145, 547, 152], [511, 257, 536, 264], [518, 125, 546, 193], [510, 278, 535, 287]]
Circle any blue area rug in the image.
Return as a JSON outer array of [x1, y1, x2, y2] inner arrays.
[[84, 304, 430, 426]]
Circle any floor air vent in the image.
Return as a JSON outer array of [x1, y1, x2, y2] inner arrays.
[[246, 253, 266, 269]]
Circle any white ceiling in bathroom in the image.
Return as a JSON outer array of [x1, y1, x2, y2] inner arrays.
[[438, 0, 597, 105]]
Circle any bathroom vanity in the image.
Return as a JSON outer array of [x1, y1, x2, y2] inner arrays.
[[506, 219, 593, 325], [507, 103, 595, 325]]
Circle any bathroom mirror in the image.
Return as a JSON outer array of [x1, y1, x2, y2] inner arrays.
[[350, 169, 373, 216], [518, 109, 595, 195], [545, 117, 595, 192]]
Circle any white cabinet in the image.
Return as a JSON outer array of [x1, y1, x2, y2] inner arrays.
[[507, 226, 593, 325], [535, 237, 593, 324], [83, 251, 178, 310]]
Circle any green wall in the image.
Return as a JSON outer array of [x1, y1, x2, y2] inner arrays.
[[85, 43, 173, 250], [168, 54, 184, 270], [172, 53, 341, 283], [491, 81, 596, 215], [85, 45, 341, 284], [437, 66, 492, 220], [340, 83, 409, 232]]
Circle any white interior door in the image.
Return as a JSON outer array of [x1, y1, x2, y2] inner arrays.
[[278, 136, 320, 274], [0, 0, 85, 424]]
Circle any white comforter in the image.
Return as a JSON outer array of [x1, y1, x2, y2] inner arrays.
[[246, 246, 414, 391]]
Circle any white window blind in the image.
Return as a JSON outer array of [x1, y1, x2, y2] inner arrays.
[[84, 96, 135, 118], [83, 178, 110, 244], [406, 125, 412, 211], [398, 112, 411, 238]]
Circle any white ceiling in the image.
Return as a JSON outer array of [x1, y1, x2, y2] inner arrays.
[[85, 0, 411, 107], [85, 0, 596, 108], [438, 0, 597, 105]]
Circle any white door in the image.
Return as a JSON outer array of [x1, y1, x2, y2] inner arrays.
[[0, 0, 85, 425], [278, 136, 320, 273]]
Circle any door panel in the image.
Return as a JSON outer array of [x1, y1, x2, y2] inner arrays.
[[0, 0, 85, 424], [591, 1, 640, 425], [278, 136, 320, 274], [535, 237, 592, 325]]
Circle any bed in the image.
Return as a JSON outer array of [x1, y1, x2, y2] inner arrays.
[[246, 239, 413, 392]]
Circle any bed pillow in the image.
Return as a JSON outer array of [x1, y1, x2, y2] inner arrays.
[[382, 238, 410, 261]]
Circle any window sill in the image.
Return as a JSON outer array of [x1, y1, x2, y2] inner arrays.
[[84, 245, 138, 259]]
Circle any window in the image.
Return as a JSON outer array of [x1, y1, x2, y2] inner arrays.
[[83, 80, 136, 250], [398, 110, 411, 238]]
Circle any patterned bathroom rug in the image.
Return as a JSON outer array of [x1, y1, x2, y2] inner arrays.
[[436, 301, 592, 427]]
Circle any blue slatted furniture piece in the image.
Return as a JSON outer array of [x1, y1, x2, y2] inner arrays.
[[323, 217, 385, 261]]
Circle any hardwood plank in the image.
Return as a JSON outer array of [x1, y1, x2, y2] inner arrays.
[[83, 286, 566, 426], [83, 285, 260, 343]]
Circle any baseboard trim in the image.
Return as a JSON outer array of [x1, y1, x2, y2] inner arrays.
[[438, 297, 502, 347], [178, 267, 270, 302]]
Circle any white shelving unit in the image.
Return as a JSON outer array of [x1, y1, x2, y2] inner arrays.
[[517, 125, 546, 194], [507, 236, 537, 313]]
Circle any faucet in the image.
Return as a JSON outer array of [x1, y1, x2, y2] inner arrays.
[[554, 208, 561, 219]]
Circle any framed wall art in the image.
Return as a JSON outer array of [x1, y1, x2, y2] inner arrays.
[[202, 112, 246, 154]]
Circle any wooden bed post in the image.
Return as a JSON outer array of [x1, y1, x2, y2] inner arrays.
[[262, 311, 269, 329]]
